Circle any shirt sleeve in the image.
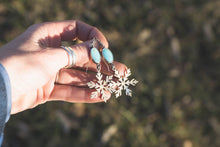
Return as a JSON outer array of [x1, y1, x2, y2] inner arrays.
[[0, 63, 12, 145]]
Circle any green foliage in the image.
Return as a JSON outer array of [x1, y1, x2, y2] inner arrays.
[[1, 0, 220, 146]]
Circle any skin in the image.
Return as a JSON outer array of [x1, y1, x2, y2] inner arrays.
[[0, 20, 127, 114]]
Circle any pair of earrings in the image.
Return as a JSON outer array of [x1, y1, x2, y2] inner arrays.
[[87, 38, 138, 102], [89, 37, 116, 73]]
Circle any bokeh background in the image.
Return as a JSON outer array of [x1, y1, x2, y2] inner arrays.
[[1, 0, 220, 147]]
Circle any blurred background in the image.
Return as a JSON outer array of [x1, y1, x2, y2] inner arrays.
[[1, 0, 220, 147]]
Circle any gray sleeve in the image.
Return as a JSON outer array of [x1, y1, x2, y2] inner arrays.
[[0, 63, 12, 134]]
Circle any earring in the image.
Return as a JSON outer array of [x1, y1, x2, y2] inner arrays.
[[90, 38, 101, 72], [95, 38, 117, 74], [87, 38, 138, 101], [110, 68, 139, 98], [87, 38, 114, 102], [96, 38, 138, 98]]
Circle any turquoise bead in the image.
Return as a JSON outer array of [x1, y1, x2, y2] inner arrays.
[[102, 48, 114, 63], [91, 47, 101, 64]]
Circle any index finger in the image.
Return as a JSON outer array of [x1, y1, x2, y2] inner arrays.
[[43, 20, 109, 48]]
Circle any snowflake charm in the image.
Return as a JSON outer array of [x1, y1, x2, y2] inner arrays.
[[111, 68, 138, 98], [87, 71, 114, 102], [87, 68, 138, 102]]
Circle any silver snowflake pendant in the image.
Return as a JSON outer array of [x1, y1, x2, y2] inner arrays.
[[87, 68, 138, 102], [111, 68, 138, 98], [87, 71, 115, 102]]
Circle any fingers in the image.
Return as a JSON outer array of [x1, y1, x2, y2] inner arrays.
[[50, 61, 127, 103], [55, 68, 96, 86], [33, 20, 119, 73], [56, 61, 127, 86], [34, 20, 127, 82], [49, 84, 111, 103], [61, 20, 108, 47], [36, 40, 127, 78], [34, 20, 108, 48]]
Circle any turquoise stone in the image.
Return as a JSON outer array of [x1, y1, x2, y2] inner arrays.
[[102, 48, 114, 63], [91, 47, 101, 64]]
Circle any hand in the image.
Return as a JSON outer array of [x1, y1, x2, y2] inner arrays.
[[0, 20, 126, 114]]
